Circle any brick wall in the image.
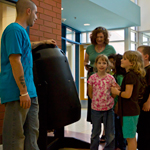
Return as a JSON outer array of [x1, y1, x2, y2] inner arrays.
[[0, 0, 61, 144], [30, 0, 62, 48]]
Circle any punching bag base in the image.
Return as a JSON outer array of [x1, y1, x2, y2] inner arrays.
[[47, 137, 90, 150], [33, 44, 82, 150]]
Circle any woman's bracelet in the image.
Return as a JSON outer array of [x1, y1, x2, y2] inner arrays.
[[20, 92, 28, 97]]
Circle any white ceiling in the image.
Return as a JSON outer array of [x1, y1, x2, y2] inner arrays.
[[61, 0, 140, 32]]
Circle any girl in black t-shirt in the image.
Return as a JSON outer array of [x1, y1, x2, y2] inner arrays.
[[111, 51, 145, 150]]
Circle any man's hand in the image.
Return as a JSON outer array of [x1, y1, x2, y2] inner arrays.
[[20, 94, 31, 109], [31, 39, 57, 49], [142, 101, 150, 111], [45, 39, 57, 46]]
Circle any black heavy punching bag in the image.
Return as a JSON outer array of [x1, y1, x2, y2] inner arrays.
[[33, 44, 81, 130]]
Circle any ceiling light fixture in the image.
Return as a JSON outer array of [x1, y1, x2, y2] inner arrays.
[[61, 18, 66, 22], [61, 8, 63, 10], [84, 23, 90, 26]]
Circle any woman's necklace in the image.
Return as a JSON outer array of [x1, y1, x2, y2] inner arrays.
[[95, 45, 105, 53]]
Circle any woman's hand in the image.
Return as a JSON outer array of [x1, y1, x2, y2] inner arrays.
[[84, 52, 89, 71], [84, 64, 90, 71]]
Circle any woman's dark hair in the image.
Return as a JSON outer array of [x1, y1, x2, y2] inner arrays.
[[90, 26, 109, 45], [114, 54, 126, 76], [108, 54, 116, 60]]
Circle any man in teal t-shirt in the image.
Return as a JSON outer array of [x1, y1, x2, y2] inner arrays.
[[0, 0, 56, 149], [0, 23, 37, 103]]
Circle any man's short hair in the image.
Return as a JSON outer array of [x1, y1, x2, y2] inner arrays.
[[16, 0, 36, 15], [138, 45, 150, 61]]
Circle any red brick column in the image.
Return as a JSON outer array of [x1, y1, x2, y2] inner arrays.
[[30, 0, 62, 48]]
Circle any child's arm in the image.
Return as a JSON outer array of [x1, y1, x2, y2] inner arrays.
[[111, 78, 119, 98], [111, 84, 133, 99], [111, 93, 116, 98], [142, 94, 150, 111], [88, 84, 93, 100]]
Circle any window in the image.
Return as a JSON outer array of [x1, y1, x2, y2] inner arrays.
[[109, 30, 124, 41], [66, 42, 76, 81], [109, 42, 124, 55], [131, 32, 136, 41], [131, 43, 136, 51], [142, 34, 150, 46], [80, 32, 91, 43], [143, 36, 148, 42], [109, 29, 125, 54], [62, 24, 81, 93], [131, 26, 136, 30], [66, 28, 75, 41], [130, 26, 137, 31], [130, 27, 138, 50], [87, 32, 92, 43], [80, 32, 86, 43]]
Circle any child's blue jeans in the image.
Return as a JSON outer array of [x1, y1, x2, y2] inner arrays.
[[90, 108, 115, 150], [2, 97, 39, 150]]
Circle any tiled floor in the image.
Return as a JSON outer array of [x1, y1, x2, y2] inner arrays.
[[64, 108, 105, 150], [0, 109, 102, 150], [65, 109, 140, 150], [0, 108, 140, 150]]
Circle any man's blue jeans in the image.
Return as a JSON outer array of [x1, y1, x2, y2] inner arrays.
[[90, 109, 115, 150], [2, 97, 39, 150]]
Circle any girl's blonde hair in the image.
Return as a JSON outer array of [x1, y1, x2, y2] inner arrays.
[[124, 50, 146, 77], [94, 54, 109, 72]]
